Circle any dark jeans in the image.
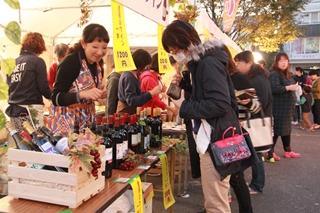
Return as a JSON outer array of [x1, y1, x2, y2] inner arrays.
[[312, 100, 320, 124], [230, 171, 253, 213], [249, 153, 265, 192], [292, 105, 301, 122]]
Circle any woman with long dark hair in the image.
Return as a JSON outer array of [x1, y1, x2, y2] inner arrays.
[[268, 52, 300, 159]]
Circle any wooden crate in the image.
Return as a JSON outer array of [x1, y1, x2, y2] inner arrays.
[[7, 148, 105, 208]]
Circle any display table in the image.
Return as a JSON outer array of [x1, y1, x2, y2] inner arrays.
[[0, 143, 176, 213]]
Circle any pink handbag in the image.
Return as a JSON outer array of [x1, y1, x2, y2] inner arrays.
[[209, 126, 251, 166]]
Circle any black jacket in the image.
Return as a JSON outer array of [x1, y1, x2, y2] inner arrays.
[[6, 51, 51, 117], [179, 40, 242, 180]]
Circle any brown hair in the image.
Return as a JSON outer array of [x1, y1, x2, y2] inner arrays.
[[271, 52, 292, 79], [220, 44, 238, 75], [20, 32, 46, 54], [162, 20, 201, 53]]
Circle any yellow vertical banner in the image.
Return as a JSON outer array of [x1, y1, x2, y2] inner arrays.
[[128, 174, 144, 213], [111, 0, 136, 72], [158, 24, 172, 74], [159, 154, 175, 209]]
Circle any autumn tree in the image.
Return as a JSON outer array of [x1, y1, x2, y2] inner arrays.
[[198, 0, 311, 52]]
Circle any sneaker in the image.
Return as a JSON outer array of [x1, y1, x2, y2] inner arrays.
[[266, 157, 275, 163], [248, 186, 261, 195], [291, 121, 298, 125], [283, 151, 301, 158]]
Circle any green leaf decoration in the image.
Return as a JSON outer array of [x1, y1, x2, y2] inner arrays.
[[1, 58, 15, 75], [4, 21, 21, 45], [4, 0, 20, 9], [77, 153, 94, 172], [0, 81, 9, 100], [0, 110, 7, 130]]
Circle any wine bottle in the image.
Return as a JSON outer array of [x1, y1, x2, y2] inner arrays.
[[102, 123, 112, 178], [128, 115, 138, 153], [5, 121, 34, 151], [138, 111, 147, 154], [5, 121, 49, 170], [111, 117, 123, 169], [22, 122, 66, 172], [144, 109, 153, 149], [107, 115, 115, 138], [38, 126, 69, 154], [134, 114, 141, 148], [123, 113, 130, 131], [119, 115, 128, 157]]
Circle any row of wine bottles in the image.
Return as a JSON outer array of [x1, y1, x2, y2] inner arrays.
[[87, 108, 163, 176]]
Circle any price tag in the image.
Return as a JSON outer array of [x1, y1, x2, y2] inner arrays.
[[128, 174, 144, 213], [159, 154, 175, 209], [113, 177, 130, 183]]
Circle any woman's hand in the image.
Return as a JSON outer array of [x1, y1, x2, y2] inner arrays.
[[170, 89, 185, 108], [286, 82, 299, 92], [237, 98, 251, 105], [149, 85, 162, 96], [166, 106, 179, 116], [172, 70, 183, 85], [79, 88, 103, 100]]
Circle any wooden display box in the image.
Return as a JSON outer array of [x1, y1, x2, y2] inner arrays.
[[7, 148, 105, 208]]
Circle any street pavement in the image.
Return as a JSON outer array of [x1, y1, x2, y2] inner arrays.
[[149, 124, 320, 213]]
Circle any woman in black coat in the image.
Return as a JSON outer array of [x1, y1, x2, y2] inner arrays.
[[234, 51, 273, 196], [268, 53, 300, 159], [162, 20, 241, 213]]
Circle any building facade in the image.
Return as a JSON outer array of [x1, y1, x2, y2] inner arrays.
[[284, 0, 320, 74]]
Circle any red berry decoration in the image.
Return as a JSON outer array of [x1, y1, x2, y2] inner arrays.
[[119, 160, 135, 171], [90, 149, 102, 177]]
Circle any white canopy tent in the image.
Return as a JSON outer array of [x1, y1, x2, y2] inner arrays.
[[0, 0, 241, 66], [0, 0, 160, 62]]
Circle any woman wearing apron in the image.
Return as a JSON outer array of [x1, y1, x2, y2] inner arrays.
[[47, 23, 109, 136]]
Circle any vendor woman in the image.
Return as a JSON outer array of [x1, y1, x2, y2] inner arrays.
[[47, 23, 109, 136]]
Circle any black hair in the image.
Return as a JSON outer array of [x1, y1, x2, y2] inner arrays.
[[132, 49, 152, 72], [162, 20, 201, 53], [149, 53, 159, 73], [234, 51, 269, 79], [73, 23, 110, 52], [234, 51, 254, 63], [302, 85, 311, 93], [295, 66, 303, 73]]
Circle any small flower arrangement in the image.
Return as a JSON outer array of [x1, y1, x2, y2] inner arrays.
[[64, 128, 103, 177]]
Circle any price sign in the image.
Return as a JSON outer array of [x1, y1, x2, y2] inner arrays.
[[159, 154, 175, 209], [128, 174, 144, 213], [158, 24, 172, 74], [111, 0, 136, 72]]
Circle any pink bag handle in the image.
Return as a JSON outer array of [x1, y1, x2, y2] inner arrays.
[[222, 127, 235, 139]]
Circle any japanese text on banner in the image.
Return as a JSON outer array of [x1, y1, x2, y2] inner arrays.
[[159, 154, 175, 209], [111, 0, 136, 72], [128, 174, 144, 213], [223, 0, 240, 33], [158, 25, 172, 74]]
